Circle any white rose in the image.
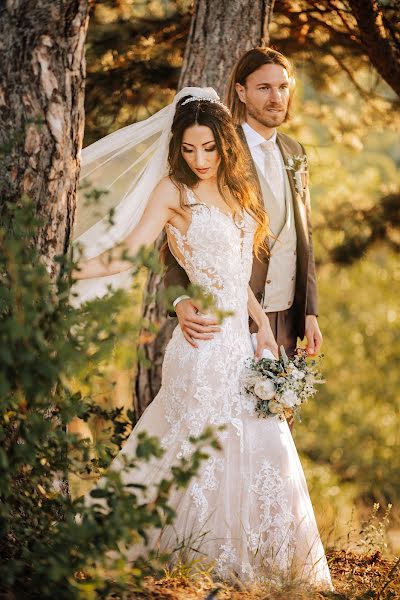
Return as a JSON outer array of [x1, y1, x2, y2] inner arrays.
[[279, 389, 298, 408], [268, 400, 282, 414], [254, 379, 276, 401], [291, 368, 305, 380]]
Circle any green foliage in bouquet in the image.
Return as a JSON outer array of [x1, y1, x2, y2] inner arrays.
[[0, 200, 219, 598]]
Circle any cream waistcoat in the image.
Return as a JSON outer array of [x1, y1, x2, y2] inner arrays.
[[256, 165, 297, 312]]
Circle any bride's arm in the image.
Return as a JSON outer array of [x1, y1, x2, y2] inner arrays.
[[74, 178, 178, 280], [248, 286, 279, 359]]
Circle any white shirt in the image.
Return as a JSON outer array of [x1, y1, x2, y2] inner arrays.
[[242, 122, 286, 207]]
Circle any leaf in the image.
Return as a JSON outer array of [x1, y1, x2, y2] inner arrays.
[[89, 488, 109, 498], [280, 345, 289, 367]]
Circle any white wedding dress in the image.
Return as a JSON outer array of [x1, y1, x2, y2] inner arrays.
[[88, 186, 333, 589]]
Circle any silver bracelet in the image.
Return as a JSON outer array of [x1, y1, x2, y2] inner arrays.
[[172, 294, 191, 309]]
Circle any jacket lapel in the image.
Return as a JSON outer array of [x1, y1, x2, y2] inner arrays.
[[276, 132, 309, 247]]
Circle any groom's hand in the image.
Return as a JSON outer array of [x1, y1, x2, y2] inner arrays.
[[175, 299, 221, 348], [305, 315, 323, 355]]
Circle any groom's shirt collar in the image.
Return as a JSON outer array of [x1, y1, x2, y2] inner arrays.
[[241, 123, 284, 187], [242, 122, 278, 149]]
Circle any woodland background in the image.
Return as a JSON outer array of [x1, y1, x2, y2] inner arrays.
[[76, 0, 400, 549], [0, 0, 399, 597]]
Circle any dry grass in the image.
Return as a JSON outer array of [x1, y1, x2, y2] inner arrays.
[[131, 551, 400, 600]]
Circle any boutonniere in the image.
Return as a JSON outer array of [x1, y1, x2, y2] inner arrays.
[[285, 155, 307, 196]]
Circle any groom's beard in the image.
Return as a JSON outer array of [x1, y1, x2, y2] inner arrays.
[[247, 102, 288, 128]]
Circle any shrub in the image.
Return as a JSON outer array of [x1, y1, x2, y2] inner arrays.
[[0, 201, 219, 598]]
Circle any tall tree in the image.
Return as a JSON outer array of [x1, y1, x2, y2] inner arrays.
[[347, 0, 400, 97], [273, 1, 399, 106], [178, 0, 275, 94], [134, 0, 276, 417], [0, 0, 90, 276]]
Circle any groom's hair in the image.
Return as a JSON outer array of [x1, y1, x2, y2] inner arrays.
[[226, 47, 295, 125]]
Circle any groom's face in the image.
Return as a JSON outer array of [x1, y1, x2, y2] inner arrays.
[[236, 64, 290, 129]]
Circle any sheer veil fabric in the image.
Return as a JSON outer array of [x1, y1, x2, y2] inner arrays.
[[72, 87, 220, 305]]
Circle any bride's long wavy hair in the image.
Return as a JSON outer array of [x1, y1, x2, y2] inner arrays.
[[166, 96, 269, 257]]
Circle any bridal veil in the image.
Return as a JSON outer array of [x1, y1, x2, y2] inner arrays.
[[72, 86, 220, 304]]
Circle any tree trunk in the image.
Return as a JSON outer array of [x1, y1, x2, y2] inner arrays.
[[0, 0, 90, 276], [179, 0, 275, 96], [134, 0, 275, 419]]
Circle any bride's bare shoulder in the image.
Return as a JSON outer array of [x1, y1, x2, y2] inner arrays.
[[152, 176, 182, 208]]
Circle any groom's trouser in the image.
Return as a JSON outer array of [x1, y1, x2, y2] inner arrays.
[[266, 306, 297, 358]]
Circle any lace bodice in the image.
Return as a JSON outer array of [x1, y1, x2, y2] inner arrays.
[[166, 186, 256, 314]]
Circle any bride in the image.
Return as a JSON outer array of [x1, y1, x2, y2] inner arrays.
[[73, 87, 333, 588]]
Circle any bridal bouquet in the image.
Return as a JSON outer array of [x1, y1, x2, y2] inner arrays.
[[244, 344, 324, 422]]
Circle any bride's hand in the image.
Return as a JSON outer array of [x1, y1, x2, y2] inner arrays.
[[255, 324, 279, 360], [72, 267, 84, 280]]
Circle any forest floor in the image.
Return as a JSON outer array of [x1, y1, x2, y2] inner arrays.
[[133, 550, 400, 600]]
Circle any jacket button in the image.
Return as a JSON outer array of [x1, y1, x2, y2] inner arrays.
[[266, 279, 271, 284]]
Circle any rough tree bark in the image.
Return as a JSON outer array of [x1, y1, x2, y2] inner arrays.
[[178, 0, 275, 95], [347, 0, 400, 98], [0, 0, 90, 276], [134, 0, 276, 419]]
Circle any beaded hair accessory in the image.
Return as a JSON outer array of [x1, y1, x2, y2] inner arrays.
[[181, 96, 231, 113]]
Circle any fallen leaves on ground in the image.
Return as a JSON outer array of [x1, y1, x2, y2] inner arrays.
[[131, 551, 400, 600]]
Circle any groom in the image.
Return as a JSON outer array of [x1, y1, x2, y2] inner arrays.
[[164, 47, 322, 358]]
